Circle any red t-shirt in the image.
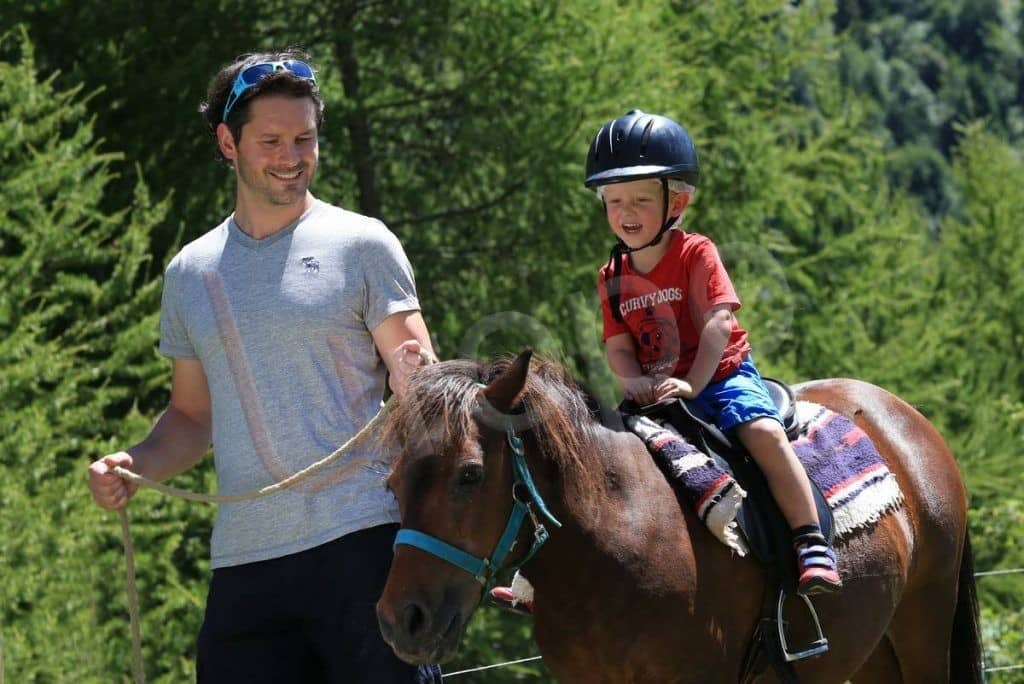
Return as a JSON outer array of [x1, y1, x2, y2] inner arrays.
[[598, 230, 750, 382]]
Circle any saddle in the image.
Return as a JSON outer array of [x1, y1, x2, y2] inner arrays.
[[620, 378, 834, 681], [621, 379, 833, 564]]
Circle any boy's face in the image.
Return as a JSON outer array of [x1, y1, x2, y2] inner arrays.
[[602, 179, 686, 249]]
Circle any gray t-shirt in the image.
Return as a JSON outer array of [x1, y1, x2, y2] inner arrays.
[[159, 199, 419, 568]]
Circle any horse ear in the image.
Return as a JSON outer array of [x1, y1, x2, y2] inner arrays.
[[483, 349, 533, 415]]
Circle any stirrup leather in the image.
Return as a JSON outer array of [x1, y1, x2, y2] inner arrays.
[[776, 590, 829, 662]]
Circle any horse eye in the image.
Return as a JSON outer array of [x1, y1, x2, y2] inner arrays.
[[458, 463, 484, 487]]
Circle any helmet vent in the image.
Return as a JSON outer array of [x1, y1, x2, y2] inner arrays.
[[638, 118, 655, 158], [612, 126, 625, 158]]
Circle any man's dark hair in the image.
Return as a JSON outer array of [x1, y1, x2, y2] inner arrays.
[[199, 48, 325, 165]]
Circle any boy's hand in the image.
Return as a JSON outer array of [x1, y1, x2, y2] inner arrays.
[[655, 377, 696, 401], [621, 375, 659, 406]]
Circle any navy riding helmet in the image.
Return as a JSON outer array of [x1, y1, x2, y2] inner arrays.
[[584, 109, 699, 189]]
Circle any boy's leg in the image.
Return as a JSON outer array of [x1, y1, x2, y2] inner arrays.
[[304, 524, 443, 684], [707, 360, 842, 594], [734, 417, 818, 530], [734, 419, 842, 594]]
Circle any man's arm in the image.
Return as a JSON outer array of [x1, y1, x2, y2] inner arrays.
[[87, 358, 213, 509], [371, 310, 437, 398]]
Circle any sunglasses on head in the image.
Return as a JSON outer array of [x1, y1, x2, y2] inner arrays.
[[222, 59, 317, 122]]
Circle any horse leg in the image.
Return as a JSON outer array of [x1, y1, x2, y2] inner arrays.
[[883, 519, 981, 681], [850, 636, 902, 683], [884, 576, 961, 681]]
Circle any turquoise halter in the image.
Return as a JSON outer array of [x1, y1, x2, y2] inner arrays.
[[393, 415, 562, 592]]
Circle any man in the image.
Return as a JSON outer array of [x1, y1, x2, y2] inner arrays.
[[87, 50, 441, 683]]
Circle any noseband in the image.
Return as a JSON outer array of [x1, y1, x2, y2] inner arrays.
[[393, 414, 561, 593]]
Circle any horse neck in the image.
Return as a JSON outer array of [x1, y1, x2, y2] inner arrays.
[[522, 424, 693, 591], [519, 425, 763, 679]]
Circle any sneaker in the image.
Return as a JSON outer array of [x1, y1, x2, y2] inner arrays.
[[796, 544, 843, 595], [488, 586, 534, 615]]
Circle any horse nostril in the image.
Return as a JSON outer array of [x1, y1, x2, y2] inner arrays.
[[402, 601, 427, 638]]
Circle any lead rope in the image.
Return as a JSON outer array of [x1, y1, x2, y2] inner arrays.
[[112, 397, 396, 684]]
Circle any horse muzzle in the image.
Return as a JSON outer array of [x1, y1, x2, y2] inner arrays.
[[376, 592, 469, 664]]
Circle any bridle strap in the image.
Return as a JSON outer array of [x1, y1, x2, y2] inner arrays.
[[393, 416, 561, 592], [394, 529, 492, 581]]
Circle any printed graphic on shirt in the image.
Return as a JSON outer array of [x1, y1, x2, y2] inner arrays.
[[636, 313, 680, 375]]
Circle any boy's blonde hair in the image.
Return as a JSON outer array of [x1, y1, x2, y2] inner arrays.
[[593, 178, 696, 200]]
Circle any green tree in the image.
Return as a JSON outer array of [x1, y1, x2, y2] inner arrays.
[[933, 130, 1024, 665], [834, 0, 1024, 216], [0, 29, 212, 682]]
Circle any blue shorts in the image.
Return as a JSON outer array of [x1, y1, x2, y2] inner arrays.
[[691, 357, 782, 433]]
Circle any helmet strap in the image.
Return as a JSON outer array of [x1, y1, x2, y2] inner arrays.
[[605, 220, 675, 323], [662, 178, 669, 229]]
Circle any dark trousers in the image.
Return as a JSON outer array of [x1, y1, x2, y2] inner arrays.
[[197, 524, 442, 683]]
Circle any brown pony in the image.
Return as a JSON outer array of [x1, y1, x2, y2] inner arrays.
[[376, 351, 982, 683]]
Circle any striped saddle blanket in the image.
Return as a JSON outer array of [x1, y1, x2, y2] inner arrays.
[[656, 401, 903, 556]]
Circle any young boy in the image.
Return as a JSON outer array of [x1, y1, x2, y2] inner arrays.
[[489, 111, 841, 614], [589, 109, 841, 596]]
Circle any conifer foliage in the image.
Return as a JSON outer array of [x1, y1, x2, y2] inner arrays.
[[0, 30, 194, 681]]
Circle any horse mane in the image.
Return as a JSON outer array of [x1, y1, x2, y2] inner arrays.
[[383, 355, 606, 501]]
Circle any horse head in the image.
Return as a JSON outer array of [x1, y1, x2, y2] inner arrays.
[[377, 349, 578, 664]]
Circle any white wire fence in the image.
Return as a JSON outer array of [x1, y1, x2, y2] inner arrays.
[[979, 567, 1024, 682], [443, 567, 1024, 681]]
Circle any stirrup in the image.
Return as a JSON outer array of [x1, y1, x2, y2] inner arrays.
[[776, 590, 829, 662]]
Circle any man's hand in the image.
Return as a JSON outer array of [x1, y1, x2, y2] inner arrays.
[[87, 451, 139, 510], [389, 339, 436, 397]]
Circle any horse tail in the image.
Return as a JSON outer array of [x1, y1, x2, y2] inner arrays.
[[949, 527, 983, 683]]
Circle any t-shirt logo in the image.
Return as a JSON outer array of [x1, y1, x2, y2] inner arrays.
[[637, 315, 680, 375], [618, 286, 684, 319], [301, 256, 320, 274]]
